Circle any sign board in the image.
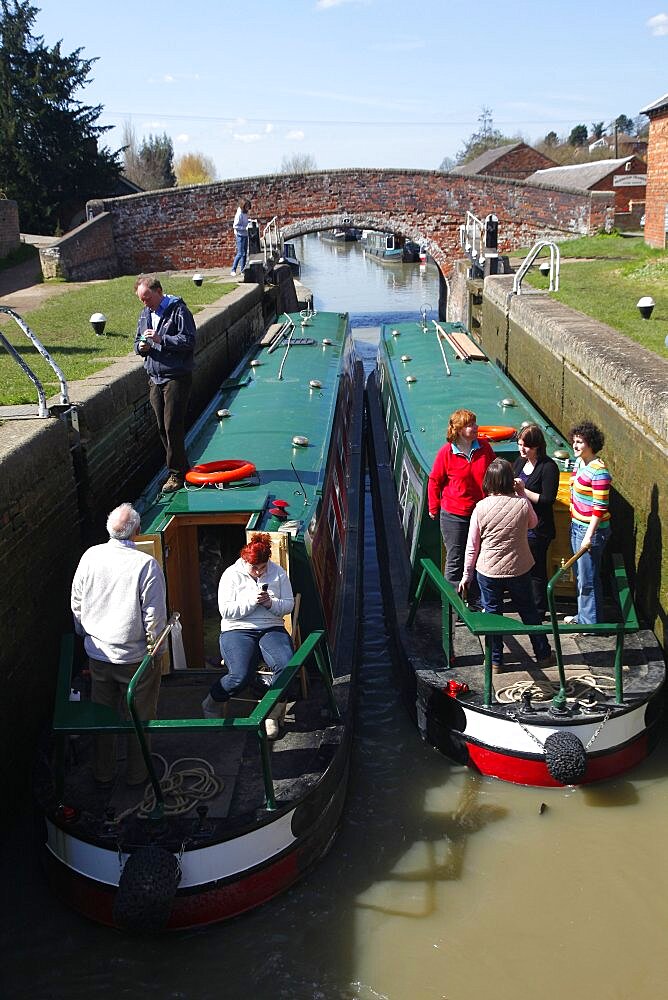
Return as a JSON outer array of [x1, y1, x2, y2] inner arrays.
[[613, 175, 647, 187]]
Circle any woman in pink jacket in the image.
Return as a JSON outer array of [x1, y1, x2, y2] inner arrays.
[[459, 458, 552, 672]]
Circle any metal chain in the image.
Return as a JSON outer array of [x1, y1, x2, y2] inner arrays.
[[585, 708, 612, 749], [507, 711, 547, 751]]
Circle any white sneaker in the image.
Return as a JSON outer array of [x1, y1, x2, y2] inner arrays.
[[230, 269, 236, 276], [265, 717, 280, 739], [563, 615, 578, 624]]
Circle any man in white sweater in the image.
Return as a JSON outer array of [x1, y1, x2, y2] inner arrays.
[[71, 503, 167, 785]]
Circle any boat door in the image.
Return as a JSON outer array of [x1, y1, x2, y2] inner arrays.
[[134, 532, 172, 673]]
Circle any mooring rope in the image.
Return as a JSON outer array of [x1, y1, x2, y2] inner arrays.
[[115, 754, 224, 821], [495, 671, 617, 705]]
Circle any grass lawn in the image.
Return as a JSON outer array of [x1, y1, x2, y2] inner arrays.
[[0, 274, 235, 406], [520, 234, 668, 356]]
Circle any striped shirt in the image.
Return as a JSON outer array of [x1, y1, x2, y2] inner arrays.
[[570, 456, 611, 528]]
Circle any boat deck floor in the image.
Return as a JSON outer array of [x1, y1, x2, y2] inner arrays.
[[405, 595, 664, 714], [58, 671, 346, 826]]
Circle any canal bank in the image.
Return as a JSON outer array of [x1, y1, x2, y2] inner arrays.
[[0, 276, 287, 800], [470, 273, 667, 648]]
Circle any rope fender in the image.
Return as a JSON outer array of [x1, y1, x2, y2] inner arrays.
[[185, 459, 256, 486]]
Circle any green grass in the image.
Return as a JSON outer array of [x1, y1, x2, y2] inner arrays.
[[0, 274, 235, 405], [519, 235, 668, 356], [0, 242, 39, 273]]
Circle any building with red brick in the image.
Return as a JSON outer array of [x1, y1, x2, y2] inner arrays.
[[526, 156, 647, 216], [450, 142, 556, 181], [641, 91, 668, 249]]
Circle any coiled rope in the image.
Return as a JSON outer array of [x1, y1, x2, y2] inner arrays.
[[495, 671, 617, 705], [116, 754, 224, 821]]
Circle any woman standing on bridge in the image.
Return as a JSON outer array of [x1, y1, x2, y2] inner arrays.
[[231, 198, 252, 275]]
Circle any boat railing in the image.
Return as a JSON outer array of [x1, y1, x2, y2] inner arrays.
[[407, 552, 638, 709], [0, 305, 71, 417], [262, 216, 281, 264], [53, 626, 339, 815], [513, 240, 560, 294]]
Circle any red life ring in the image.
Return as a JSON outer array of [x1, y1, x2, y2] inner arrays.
[[477, 425, 516, 442], [185, 459, 257, 485]]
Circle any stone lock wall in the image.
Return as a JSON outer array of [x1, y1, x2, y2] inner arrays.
[[645, 111, 668, 249], [481, 276, 668, 646], [0, 199, 20, 258], [0, 285, 266, 797]]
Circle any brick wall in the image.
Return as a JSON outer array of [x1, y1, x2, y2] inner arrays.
[[590, 157, 647, 213], [39, 212, 118, 280], [645, 112, 668, 249], [0, 286, 266, 797], [480, 145, 556, 180], [84, 170, 612, 285], [0, 199, 20, 258], [482, 275, 668, 645]]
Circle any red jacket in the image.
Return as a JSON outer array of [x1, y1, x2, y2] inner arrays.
[[427, 439, 495, 518]]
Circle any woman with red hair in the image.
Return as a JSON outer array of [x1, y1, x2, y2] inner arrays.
[[202, 533, 294, 738]]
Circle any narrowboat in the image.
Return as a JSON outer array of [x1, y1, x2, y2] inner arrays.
[[35, 308, 364, 930], [366, 312, 664, 787], [364, 232, 420, 264], [319, 227, 358, 243]]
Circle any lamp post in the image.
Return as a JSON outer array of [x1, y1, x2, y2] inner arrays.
[[89, 312, 107, 336], [637, 296, 655, 319]]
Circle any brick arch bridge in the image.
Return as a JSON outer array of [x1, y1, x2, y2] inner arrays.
[[89, 167, 612, 287]]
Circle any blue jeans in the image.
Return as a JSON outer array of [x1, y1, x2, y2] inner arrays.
[[477, 570, 550, 664], [210, 627, 293, 701], [232, 233, 248, 272], [570, 522, 609, 624]]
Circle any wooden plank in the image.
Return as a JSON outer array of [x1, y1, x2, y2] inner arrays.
[[447, 330, 487, 360]]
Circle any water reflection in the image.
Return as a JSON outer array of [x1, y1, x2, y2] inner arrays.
[[3, 240, 668, 1000]]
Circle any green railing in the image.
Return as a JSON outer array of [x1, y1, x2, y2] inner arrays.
[[407, 551, 638, 709], [53, 623, 340, 814]]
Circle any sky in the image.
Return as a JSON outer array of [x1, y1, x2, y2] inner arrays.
[[31, 0, 668, 181]]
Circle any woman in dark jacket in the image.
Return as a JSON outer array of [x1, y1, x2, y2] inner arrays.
[[512, 424, 559, 617]]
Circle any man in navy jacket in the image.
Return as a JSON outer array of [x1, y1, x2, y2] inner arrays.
[[134, 275, 196, 492]]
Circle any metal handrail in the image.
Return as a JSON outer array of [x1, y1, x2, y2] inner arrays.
[[54, 627, 337, 814], [459, 211, 485, 264], [408, 554, 636, 709], [513, 240, 560, 294], [0, 305, 70, 416], [262, 216, 281, 263]]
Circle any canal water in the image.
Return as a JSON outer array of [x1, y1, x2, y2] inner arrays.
[[3, 236, 668, 1000]]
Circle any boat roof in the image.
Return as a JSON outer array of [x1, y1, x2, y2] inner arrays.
[[139, 310, 351, 532], [378, 319, 572, 468]]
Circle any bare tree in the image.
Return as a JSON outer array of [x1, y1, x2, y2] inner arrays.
[[280, 153, 317, 174]]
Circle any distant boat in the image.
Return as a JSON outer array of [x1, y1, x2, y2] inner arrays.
[[279, 240, 300, 276], [364, 231, 419, 264], [320, 227, 358, 243]]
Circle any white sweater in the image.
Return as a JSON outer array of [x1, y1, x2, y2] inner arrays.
[[218, 557, 294, 631], [71, 539, 167, 663]]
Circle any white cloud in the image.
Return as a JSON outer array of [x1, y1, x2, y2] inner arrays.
[[142, 120, 164, 130], [163, 74, 175, 83], [176, 133, 190, 144], [265, 123, 274, 133], [233, 132, 263, 143], [647, 12, 668, 34], [286, 129, 305, 141]]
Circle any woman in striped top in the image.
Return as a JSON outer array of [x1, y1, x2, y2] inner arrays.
[[567, 421, 611, 624]]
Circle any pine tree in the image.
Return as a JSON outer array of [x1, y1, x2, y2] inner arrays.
[[0, 1, 121, 233]]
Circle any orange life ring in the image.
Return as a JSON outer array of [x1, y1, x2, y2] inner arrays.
[[185, 459, 257, 485], [477, 425, 517, 442]]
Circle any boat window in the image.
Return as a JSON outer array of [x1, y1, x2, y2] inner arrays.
[[327, 500, 342, 569], [379, 364, 385, 391], [399, 466, 409, 517], [391, 425, 399, 469], [385, 395, 392, 428]]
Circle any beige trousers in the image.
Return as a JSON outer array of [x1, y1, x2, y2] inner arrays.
[[88, 656, 161, 785]]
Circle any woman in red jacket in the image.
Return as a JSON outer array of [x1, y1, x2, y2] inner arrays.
[[428, 408, 494, 609]]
